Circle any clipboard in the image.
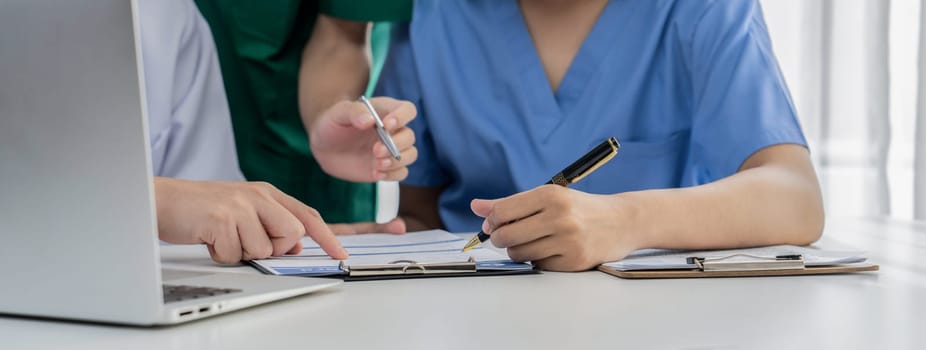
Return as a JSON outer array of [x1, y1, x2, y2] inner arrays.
[[249, 257, 538, 281], [248, 230, 537, 281], [598, 246, 879, 279]]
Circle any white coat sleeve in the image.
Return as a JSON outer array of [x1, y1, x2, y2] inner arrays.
[[137, 0, 244, 181]]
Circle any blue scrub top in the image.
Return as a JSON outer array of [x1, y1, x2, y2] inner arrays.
[[376, 0, 807, 232]]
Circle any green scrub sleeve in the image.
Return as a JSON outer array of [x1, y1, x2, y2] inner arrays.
[[319, 0, 413, 22]]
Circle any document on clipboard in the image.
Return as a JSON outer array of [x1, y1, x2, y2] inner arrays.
[[249, 230, 535, 280], [598, 245, 879, 279]]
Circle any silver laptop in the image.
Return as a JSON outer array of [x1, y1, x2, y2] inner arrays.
[[0, 0, 340, 325]]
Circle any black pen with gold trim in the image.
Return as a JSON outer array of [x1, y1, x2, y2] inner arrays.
[[461, 137, 621, 252]]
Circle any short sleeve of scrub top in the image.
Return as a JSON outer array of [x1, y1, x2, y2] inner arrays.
[[375, 0, 808, 232], [678, 0, 807, 183]]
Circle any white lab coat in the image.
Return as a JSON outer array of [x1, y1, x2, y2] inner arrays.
[[137, 0, 243, 181]]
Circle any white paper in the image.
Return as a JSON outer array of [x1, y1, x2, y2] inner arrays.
[[252, 230, 531, 276]]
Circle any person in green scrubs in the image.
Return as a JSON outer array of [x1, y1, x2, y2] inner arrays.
[[193, 1, 415, 229]]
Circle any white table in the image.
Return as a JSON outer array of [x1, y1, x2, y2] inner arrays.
[[3, 218, 925, 349]]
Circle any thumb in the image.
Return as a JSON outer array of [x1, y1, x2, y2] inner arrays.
[[470, 198, 497, 218], [327, 101, 376, 129], [348, 110, 376, 129], [379, 217, 407, 234]]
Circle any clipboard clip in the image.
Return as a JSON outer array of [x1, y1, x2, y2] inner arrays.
[[685, 254, 805, 272], [341, 257, 478, 277]]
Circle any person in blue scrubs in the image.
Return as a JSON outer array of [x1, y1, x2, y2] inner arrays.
[[376, 0, 825, 271]]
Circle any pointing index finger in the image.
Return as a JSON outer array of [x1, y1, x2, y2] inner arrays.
[[270, 191, 348, 260]]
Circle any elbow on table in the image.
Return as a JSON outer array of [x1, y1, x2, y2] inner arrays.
[[788, 195, 825, 246]]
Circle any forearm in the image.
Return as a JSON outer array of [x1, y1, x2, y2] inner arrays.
[[624, 147, 824, 251], [299, 15, 368, 131]]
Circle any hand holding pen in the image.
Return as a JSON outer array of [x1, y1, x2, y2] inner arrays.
[[467, 138, 636, 272], [308, 96, 419, 182], [463, 138, 619, 251]]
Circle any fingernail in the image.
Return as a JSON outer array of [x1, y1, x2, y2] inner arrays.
[[385, 118, 397, 129], [353, 113, 373, 126], [481, 220, 491, 233], [377, 172, 387, 180], [380, 159, 392, 168]]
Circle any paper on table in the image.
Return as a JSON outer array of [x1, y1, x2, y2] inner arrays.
[[252, 230, 531, 276], [603, 245, 868, 271], [293, 230, 470, 257]]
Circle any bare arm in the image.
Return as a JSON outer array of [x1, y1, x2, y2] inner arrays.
[[472, 144, 825, 271], [399, 184, 445, 231], [298, 15, 368, 129], [627, 144, 824, 250]]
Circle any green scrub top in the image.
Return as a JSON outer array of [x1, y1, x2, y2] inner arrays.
[[193, 0, 412, 223]]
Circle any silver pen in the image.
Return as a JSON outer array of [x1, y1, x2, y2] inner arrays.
[[359, 96, 401, 160]]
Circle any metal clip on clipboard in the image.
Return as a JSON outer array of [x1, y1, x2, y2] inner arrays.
[[686, 254, 805, 272], [340, 258, 478, 277]]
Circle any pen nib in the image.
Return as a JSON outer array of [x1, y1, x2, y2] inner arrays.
[[461, 235, 481, 252]]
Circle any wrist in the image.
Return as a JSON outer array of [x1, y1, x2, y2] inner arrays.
[[152, 177, 173, 242], [609, 191, 652, 252], [153, 176, 170, 216]]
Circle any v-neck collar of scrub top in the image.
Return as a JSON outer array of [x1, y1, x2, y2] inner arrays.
[[495, 0, 630, 141]]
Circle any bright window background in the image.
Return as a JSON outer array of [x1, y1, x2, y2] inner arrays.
[[761, 0, 922, 220]]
